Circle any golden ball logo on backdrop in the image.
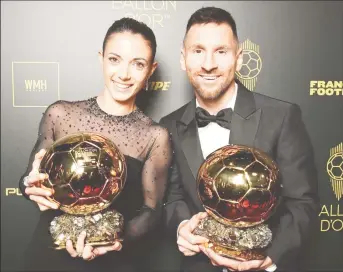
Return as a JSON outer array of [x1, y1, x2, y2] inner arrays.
[[310, 81, 343, 96], [327, 143, 343, 200], [319, 143, 343, 232], [12, 62, 60, 107], [235, 39, 262, 91], [111, 1, 177, 29]]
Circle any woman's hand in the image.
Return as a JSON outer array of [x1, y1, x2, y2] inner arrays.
[[24, 149, 59, 211], [66, 231, 123, 261]]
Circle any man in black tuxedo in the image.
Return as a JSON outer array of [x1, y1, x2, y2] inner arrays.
[[160, 7, 319, 272]]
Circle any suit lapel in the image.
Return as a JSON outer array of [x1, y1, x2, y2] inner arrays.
[[229, 82, 261, 146], [176, 99, 204, 180]]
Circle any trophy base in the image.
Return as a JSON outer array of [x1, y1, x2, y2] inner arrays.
[[49, 209, 124, 250], [203, 242, 265, 261], [193, 217, 272, 261]]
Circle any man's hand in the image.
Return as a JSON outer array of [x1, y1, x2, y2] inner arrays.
[[66, 231, 122, 261], [200, 245, 273, 271], [177, 212, 209, 256], [24, 149, 59, 211]]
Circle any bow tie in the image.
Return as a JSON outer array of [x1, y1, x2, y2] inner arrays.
[[195, 107, 233, 129]]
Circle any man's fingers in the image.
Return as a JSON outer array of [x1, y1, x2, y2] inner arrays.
[[200, 247, 220, 267], [66, 240, 78, 258], [211, 260, 219, 267], [179, 228, 208, 245], [76, 231, 87, 255], [237, 260, 263, 271], [205, 248, 241, 270], [260, 256, 273, 270], [95, 241, 122, 255], [178, 245, 197, 256], [188, 233, 208, 245], [177, 236, 200, 253], [184, 250, 197, 256], [197, 212, 208, 219], [188, 212, 207, 231], [28, 195, 59, 209]]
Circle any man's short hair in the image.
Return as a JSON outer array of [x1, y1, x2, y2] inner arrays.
[[185, 7, 238, 41]]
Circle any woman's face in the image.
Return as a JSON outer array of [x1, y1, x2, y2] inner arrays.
[[100, 31, 157, 103]]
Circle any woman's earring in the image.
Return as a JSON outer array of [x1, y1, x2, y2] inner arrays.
[[145, 80, 149, 91]]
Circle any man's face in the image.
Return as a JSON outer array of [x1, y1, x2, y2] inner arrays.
[[181, 23, 242, 101]]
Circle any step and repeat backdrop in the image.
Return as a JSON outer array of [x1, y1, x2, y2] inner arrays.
[[1, 1, 342, 271]]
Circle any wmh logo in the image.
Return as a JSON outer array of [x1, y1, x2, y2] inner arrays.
[[12, 61, 59, 107], [24, 79, 47, 92]]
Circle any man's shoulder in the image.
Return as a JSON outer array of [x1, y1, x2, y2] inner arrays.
[[159, 101, 192, 127], [253, 91, 292, 106], [252, 91, 297, 113]]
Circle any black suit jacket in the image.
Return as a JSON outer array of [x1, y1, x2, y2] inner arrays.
[[159, 82, 319, 270]]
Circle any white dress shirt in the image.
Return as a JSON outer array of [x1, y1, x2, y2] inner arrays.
[[196, 84, 238, 159], [179, 83, 276, 272]]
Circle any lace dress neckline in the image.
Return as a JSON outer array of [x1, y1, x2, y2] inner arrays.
[[85, 96, 142, 120]]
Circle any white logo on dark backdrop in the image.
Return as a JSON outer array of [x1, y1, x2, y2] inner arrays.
[[112, 1, 177, 29], [12, 62, 60, 107]]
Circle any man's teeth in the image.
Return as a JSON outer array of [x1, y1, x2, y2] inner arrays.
[[201, 76, 218, 80]]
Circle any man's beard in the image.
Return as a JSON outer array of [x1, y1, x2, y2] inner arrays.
[[190, 77, 228, 101]]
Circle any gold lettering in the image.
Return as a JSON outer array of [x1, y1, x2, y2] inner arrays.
[[320, 220, 330, 231], [154, 82, 164, 90], [319, 205, 329, 216], [326, 81, 334, 88], [317, 88, 326, 95], [5, 188, 22, 196], [334, 81, 343, 88], [334, 89, 343, 95], [318, 81, 326, 88], [326, 88, 334, 95], [330, 204, 343, 216], [162, 82, 171, 91], [310, 81, 317, 88], [309, 88, 316, 95], [332, 219, 343, 231]]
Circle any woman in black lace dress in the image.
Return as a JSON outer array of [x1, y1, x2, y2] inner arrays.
[[19, 18, 171, 272]]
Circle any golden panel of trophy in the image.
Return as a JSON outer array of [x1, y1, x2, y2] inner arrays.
[[39, 132, 127, 249], [194, 145, 280, 261]]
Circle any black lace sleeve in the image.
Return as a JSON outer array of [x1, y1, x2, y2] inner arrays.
[[19, 102, 65, 199], [123, 125, 172, 241]]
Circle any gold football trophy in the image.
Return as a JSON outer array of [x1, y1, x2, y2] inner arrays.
[[39, 133, 127, 249], [194, 145, 280, 261]]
